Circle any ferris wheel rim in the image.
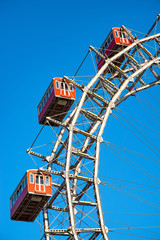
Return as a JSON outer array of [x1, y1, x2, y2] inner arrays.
[[26, 30, 160, 240]]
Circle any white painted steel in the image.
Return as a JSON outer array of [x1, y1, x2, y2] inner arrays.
[[27, 24, 160, 239]]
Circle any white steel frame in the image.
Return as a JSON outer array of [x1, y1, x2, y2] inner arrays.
[[27, 20, 160, 240]]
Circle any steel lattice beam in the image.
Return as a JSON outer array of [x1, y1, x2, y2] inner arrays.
[[27, 20, 160, 239]]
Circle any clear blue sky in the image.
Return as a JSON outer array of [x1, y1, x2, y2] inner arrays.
[[0, 0, 160, 239]]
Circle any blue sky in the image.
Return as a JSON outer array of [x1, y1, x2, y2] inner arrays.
[[0, 0, 160, 240]]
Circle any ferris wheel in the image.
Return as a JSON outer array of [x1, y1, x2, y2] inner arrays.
[[10, 15, 160, 240]]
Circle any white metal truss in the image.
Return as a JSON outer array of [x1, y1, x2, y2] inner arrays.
[[27, 17, 160, 240]]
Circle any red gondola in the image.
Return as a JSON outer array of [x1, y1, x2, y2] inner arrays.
[[95, 27, 134, 70], [38, 77, 76, 126], [10, 170, 52, 222]]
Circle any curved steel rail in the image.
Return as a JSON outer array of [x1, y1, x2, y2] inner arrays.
[[28, 31, 160, 240]]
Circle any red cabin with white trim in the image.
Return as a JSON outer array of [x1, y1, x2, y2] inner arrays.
[[96, 27, 133, 70], [10, 170, 52, 222], [38, 77, 76, 126]]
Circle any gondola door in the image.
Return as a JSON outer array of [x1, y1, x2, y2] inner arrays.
[[60, 82, 65, 96], [60, 82, 70, 97], [35, 174, 45, 193]]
